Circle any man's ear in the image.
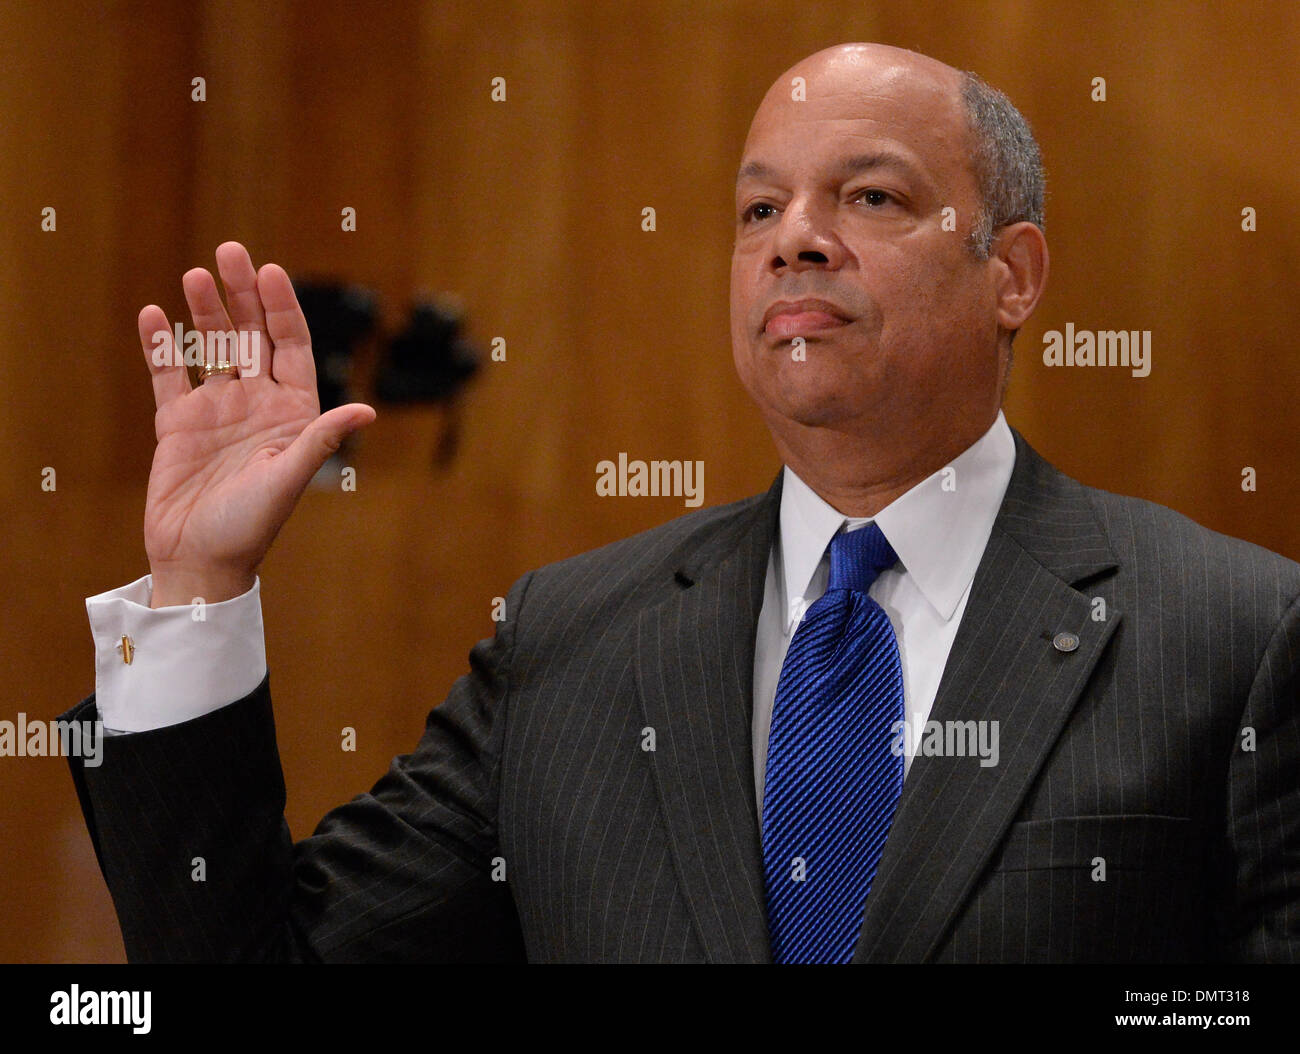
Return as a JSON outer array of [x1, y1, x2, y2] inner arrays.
[[991, 221, 1049, 332]]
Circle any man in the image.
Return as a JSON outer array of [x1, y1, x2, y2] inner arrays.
[[65, 43, 1299, 963]]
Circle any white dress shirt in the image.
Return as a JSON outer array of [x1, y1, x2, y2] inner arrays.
[[751, 412, 1015, 816], [86, 414, 1016, 785], [86, 575, 267, 733]]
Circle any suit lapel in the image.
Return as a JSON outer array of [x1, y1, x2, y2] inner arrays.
[[853, 431, 1123, 961], [634, 472, 782, 963]]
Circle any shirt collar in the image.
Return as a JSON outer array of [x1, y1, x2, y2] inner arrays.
[[778, 410, 1016, 625]]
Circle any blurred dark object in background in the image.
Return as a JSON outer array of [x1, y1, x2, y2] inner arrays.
[[296, 281, 380, 416], [375, 296, 482, 466], [376, 296, 481, 405], [297, 282, 482, 471]]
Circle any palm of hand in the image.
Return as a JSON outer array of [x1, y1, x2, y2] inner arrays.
[[137, 242, 374, 597], [145, 373, 321, 573]]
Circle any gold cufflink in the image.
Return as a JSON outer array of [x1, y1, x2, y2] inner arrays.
[[117, 635, 134, 665]]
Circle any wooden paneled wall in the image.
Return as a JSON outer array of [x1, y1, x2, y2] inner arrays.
[[1, 0, 1296, 961]]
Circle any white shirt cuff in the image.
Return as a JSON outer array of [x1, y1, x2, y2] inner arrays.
[[87, 573, 267, 733]]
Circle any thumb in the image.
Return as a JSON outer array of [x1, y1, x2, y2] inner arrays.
[[276, 402, 376, 494]]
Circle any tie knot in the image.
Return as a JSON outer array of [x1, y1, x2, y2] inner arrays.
[[827, 522, 897, 594]]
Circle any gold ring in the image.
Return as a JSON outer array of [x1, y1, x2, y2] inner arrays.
[[197, 360, 238, 382]]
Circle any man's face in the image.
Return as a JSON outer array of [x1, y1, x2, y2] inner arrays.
[[730, 49, 1004, 443]]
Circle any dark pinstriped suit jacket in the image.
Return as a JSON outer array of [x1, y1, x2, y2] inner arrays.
[[64, 430, 1300, 962]]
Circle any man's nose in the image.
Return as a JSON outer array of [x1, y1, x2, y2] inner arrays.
[[770, 197, 844, 271]]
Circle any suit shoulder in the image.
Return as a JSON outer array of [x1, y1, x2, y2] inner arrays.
[[517, 487, 771, 608], [1080, 480, 1300, 607]]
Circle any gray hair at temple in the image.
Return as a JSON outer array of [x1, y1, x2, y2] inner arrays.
[[960, 71, 1046, 260]]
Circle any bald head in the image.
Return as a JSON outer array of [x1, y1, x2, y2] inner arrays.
[[758, 42, 966, 127]]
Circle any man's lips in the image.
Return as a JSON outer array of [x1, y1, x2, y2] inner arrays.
[[762, 299, 853, 338]]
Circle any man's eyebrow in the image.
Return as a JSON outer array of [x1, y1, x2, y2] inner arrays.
[[735, 159, 779, 186], [735, 151, 925, 187]]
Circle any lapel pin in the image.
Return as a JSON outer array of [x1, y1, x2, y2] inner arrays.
[[116, 635, 134, 665], [1052, 631, 1079, 653]]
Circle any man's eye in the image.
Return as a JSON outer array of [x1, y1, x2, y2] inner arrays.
[[856, 189, 892, 207], [743, 202, 777, 222]]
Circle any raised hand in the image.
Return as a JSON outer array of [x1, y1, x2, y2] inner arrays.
[[141, 241, 375, 608]]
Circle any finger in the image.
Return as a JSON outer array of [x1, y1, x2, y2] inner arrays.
[[270, 403, 377, 498], [214, 241, 273, 382], [257, 263, 316, 393], [181, 266, 240, 382], [139, 304, 192, 408]]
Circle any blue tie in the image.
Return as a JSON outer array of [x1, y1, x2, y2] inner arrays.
[[762, 522, 905, 964]]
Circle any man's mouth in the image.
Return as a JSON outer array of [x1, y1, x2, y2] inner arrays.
[[762, 299, 853, 338]]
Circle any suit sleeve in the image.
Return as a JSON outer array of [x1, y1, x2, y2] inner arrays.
[[1221, 589, 1300, 963], [62, 569, 535, 963]]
